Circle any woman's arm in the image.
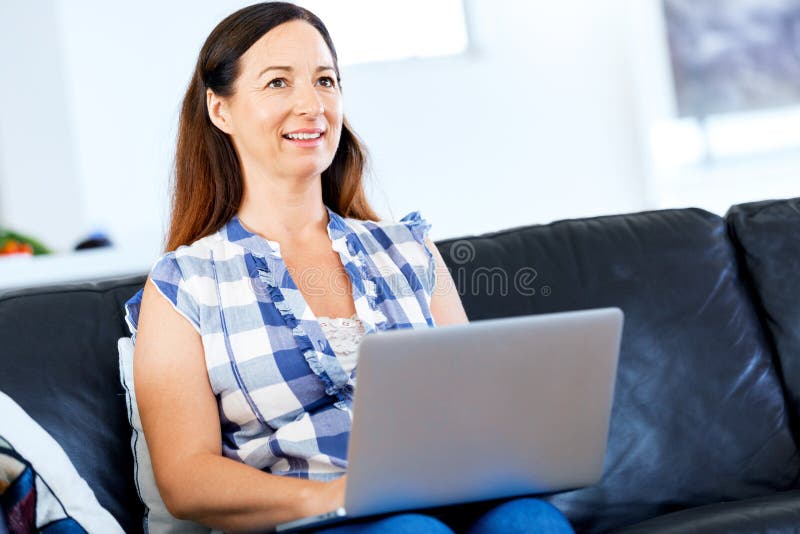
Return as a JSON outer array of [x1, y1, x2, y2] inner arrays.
[[426, 238, 469, 326], [134, 279, 345, 532]]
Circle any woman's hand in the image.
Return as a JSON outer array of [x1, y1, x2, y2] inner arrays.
[[304, 475, 347, 517]]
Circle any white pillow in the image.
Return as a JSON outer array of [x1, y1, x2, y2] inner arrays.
[[118, 337, 211, 534], [0, 391, 124, 533]]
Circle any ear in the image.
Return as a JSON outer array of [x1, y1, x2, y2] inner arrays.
[[206, 88, 233, 134]]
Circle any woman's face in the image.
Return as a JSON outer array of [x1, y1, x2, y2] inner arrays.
[[219, 20, 343, 181]]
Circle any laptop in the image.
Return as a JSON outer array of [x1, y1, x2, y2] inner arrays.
[[275, 307, 624, 532]]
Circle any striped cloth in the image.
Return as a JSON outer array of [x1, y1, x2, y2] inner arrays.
[[124, 207, 437, 480]]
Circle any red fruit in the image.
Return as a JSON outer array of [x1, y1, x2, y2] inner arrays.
[[0, 240, 33, 255]]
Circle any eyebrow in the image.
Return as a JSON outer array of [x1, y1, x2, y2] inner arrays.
[[257, 65, 336, 78]]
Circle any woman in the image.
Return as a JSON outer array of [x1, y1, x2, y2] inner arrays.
[[126, 3, 574, 533]]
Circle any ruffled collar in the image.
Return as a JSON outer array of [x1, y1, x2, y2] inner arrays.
[[221, 205, 348, 258]]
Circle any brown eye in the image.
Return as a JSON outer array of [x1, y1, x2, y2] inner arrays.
[[267, 78, 288, 89], [318, 76, 335, 88]]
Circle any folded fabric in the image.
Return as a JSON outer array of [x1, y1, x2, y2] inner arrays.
[[0, 437, 86, 533], [0, 391, 123, 534]]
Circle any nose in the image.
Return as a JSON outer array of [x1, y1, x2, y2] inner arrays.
[[294, 82, 325, 117]]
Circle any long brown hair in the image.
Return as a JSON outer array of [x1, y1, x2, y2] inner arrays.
[[168, 2, 378, 251]]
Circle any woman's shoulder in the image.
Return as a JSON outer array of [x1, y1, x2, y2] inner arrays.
[[123, 230, 237, 338], [344, 210, 431, 247], [153, 227, 249, 275]]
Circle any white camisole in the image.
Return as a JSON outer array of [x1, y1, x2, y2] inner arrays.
[[316, 314, 366, 375]]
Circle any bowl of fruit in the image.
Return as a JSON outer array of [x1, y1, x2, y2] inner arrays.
[[0, 230, 50, 257]]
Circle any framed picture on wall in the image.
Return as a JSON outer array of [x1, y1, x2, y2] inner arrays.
[[626, 0, 800, 214], [662, 0, 800, 119]]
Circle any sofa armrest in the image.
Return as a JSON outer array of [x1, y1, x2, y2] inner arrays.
[[612, 490, 800, 533]]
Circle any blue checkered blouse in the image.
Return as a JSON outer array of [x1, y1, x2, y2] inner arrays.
[[124, 207, 436, 480]]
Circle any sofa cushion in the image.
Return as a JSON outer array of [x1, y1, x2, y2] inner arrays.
[[436, 208, 800, 533], [118, 337, 211, 534], [726, 197, 800, 435], [0, 275, 147, 534], [612, 489, 800, 533]]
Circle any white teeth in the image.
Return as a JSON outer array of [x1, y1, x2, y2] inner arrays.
[[285, 132, 322, 140]]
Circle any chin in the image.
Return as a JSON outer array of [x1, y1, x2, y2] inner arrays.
[[285, 161, 331, 180]]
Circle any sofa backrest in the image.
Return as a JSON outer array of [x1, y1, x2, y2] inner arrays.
[[727, 197, 800, 440], [0, 275, 147, 534], [437, 207, 800, 532]]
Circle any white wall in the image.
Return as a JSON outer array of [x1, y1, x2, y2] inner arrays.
[[0, 1, 84, 250], [53, 1, 246, 255], [345, 0, 647, 238]]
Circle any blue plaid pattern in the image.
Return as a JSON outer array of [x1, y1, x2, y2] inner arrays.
[[124, 207, 436, 480]]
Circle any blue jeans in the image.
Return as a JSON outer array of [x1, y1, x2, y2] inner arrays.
[[314, 498, 574, 533]]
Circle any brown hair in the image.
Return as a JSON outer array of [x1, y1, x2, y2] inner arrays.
[[167, 2, 378, 251]]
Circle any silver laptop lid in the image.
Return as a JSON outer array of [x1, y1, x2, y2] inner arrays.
[[344, 307, 623, 518]]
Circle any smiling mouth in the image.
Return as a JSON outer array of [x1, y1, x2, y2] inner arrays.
[[283, 132, 324, 140]]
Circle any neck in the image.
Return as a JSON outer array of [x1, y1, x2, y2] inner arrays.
[[237, 169, 328, 243]]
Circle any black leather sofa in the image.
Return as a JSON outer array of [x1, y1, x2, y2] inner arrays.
[[1, 197, 798, 533]]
